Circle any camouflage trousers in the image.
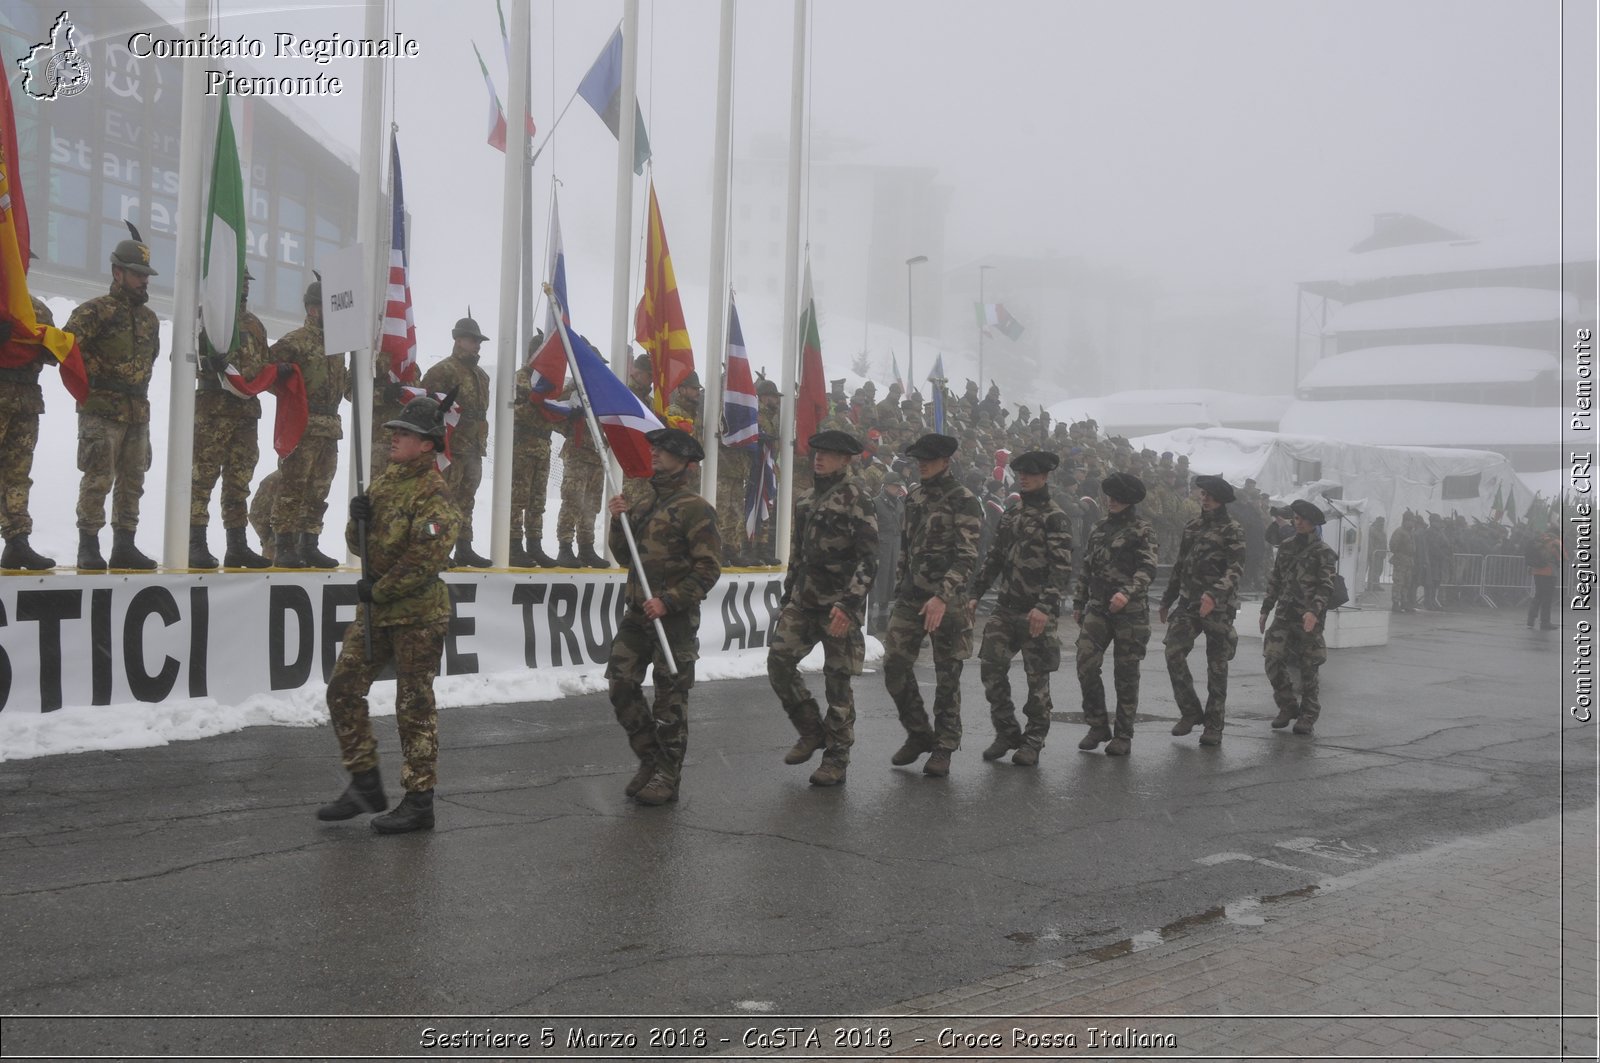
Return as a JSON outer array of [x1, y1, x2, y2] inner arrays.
[[979, 609, 1061, 750], [273, 434, 340, 535], [767, 602, 864, 760], [1263, 612, 1327, 724], [0, 384, 43, 537], [1163, 606, 1239, 731], [443, 450, 483, 540], [1075, 606, 1150, 738], [76, 413, 151, 533], [882, 598, 973, 752], [1391, 560, 1415, 610], [190, 407, 259, 528], [557, 452, 605, 549], [608, 608, 700, 785], [716, 471, 750, 563], [250, 468, 280, 550], [509, 433, 552, 541], [326, 613, 447, 792]]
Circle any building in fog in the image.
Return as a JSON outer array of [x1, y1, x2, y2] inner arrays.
[[1283, 213, 1593, 473]]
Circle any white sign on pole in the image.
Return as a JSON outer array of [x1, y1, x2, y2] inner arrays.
[[318, 242, 370, 354]]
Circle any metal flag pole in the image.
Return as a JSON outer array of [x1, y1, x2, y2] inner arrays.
[[543, 284, 678, 675]]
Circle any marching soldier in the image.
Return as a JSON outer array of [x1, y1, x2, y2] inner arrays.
[[420, 315, 492, 567], [269, 278, 346, 569], [882, 433, 983, 777], [510, 335, 558, 567], [768, 430, 879, 786], [969, 450, 1073, 767], [1260, 499, 1338, 736], [1160, 474, 1246, 746], [1073, 472, 1159, 756], [0, 295, 60, 571], [190, 269, 270, 569], [69, 227, 162, 571], [604, 427, 722, 806], [316, 394, 461, 833]]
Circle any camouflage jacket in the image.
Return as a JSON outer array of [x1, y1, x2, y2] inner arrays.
[[665, 399, 700, 443], [271, 317, 345, 439], [609, 470, 723, 615], [1074, 507, 1159, 614], [345, 452, 461, 627], [1388, 525, 1415, 561], [66, 286, 160, 424], [971, 487, 1074, 617], [895, 471, 983, 607], [718, 441, 752, 483], [783, 468, 879, 621], [512, 366, 555, 439], [1262, 532, 1338, 620], [1161, 506, 1246, 613], [1, 297, 54, 412], [421, 352, 491, 456], [198, 308, 268, 419]]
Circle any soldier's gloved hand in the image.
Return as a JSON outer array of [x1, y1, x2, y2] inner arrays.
[[350, 494, 374, 523], [383, 382, 406, 404], [276, 361, 295, 379], [355, 577, 375, 603]]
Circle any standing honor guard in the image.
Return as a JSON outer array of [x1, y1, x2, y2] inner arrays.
[[420, 314, 492, 567], [269, 277, 345, 569]]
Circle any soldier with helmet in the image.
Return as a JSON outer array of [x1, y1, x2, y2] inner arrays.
[[1160, 474, 1246, 747], [189, 267, 271, 569], [0, 294, 62, 571], [268, 276, 347, 568], [1073, 471, 1159, 756], [665, 370, 705, 494], [604, 427, 722, 806], [1260, 499, 1338, 736], [420, 313, 492, 567], [316, 393, 461, 834], [67, 225, 162, 570]]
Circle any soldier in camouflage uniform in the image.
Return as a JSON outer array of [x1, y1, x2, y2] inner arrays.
[[715, 388, 755, 565], [665, 371, 705, 494], [269, 280, 346, 569], [420, 315, 492, 567], [249, 468, 279, 561], [605, 427, 722, 806], [750, 379, 782, 563], [1073, 472, 1159, 756], [1388, 514, 1417, 613], [0, 295, 60, 570], [969, 451, 1073, 767], [882, 433, 983, 777], [768, 430, 879, 786], [316, 394, 461, 834], [190, 270, 270, 569], [1260, 499, 1338, 736], [368, 349, 419, 484], [554, 386, 609, 568], [510, 338, 557, 567], [69, 231, 162, 571], [1159, 474, 1246, 747]]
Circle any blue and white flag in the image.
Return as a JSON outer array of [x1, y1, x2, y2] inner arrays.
[[722, 296, 760, 449]]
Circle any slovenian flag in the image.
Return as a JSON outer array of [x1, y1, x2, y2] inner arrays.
[[722, 296, 759, 449]]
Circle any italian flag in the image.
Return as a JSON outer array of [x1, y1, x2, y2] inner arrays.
[[200, 88, 244, 360], [475, 39, 535, 154]]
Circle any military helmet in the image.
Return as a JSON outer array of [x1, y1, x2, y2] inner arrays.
[[383, 395, 448, 443], [678, 370, 703, 390], [452, 315, 489, 342], [756, 379, 781, 398], [303, 276, 322, 307]]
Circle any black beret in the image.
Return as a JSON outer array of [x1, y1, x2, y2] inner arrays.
[[808, 430, 864, 455], [645, 427, 704, 462], [1289, 499, 1327, 526], [1101, 471, 1146, 504], [905, 433, 959, 460], [1192, 474, 1236, 504], [1009, 450, 1060, 475]]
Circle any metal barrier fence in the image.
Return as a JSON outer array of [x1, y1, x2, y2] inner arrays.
[[1481, 553, 1535, 608]]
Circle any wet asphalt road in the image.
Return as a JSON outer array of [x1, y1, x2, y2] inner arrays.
[[0, 606, 1588, 1057]]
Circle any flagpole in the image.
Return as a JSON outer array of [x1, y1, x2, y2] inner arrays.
[[774, 0, 808, 567], [160, 0, 210, 568], [348, 0, 387, 559], [611, 0, 640, 382], [700, 0, 736, 500], [545, 284, 677, 675]]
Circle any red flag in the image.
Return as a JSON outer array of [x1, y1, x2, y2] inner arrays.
[[220, 361, 307, 458], [634, 181, 695, 416], [794, 262, 828, 455]]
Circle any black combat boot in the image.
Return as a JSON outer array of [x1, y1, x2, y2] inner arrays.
[[188, 526, 218, 569], [1, 535, 55, 571], [453, 538, 492, 568], [108, 529, 157, 570], [371, 789, 435, 833], [77, 530, 106, 571], [556, 541, 579, 567], [222, 526, 271, 569], [300, 533, 340, 569], [529, 536, 558, 568], [507, 538, 533, 568], [578, 543, 609, 569], [273, 532, 305, 568], [316, 768, 388, 821]]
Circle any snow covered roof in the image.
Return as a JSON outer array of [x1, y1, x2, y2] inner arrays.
[[1279, 399, 1561, 447], [1300, 345, 1558, 389], [1046, 390, 1291, 432], [1324, 288, 1575, 334], [1302, 238, 1587, 289]]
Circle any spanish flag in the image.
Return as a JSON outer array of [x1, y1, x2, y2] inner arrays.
[[0, 70, 87, 402], [633, 181, 694, 417]]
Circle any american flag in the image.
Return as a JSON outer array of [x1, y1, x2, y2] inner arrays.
[[379, 133, 418, 385]]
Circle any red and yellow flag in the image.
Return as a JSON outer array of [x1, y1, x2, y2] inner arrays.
[[633, 181, 694, 416], [0, 70, 87, 402]]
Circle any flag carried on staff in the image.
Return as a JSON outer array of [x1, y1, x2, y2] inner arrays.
[[975, 301, 1025, 341], [722, 296, 759, 448], [526, 189, 572, 421], [927, 353, 947, 433], [552, 302, 662, 479], [577, 26, 652, 174], [379, 133, 420, 386], [634, 181, 695, 417], [0, 68, 87, 401], [794, 260, 828, 455]]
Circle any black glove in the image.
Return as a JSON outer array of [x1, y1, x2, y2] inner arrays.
[[355, 577, 375, 603], [203, 352, 228, 374], [349, 494, 373, 523], [383, 382, 406, 404], [276, 362, 295, 379]]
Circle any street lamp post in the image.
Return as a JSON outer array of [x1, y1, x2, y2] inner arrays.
[[977, 264, 994, 390], [905, 254, 928, 387]]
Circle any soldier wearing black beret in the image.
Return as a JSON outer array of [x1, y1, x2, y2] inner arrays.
[[1260, 498, 1337, 736], [1160, 474, 1246, 746]]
